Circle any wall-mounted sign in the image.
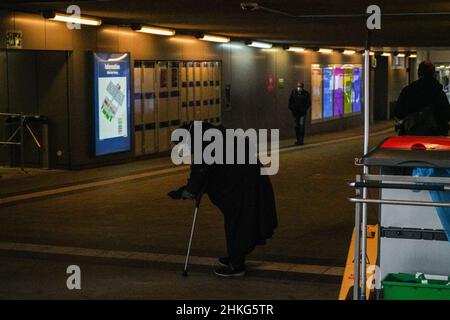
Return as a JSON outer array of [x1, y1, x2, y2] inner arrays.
[[278, 78, 285, 89], [267, 75, 275, 93], [392, 56, 405, 69], [93, 52, 131, 156], [323, 67, 334, 118], [333, 67, 344, 117], [311, 67, 323, 120], [6, 31, 22, 49]]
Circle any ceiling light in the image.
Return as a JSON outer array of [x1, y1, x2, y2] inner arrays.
[[409, 54, 417, 58], [44, 11, 102, 26], [247, 41, 272, 49], [287, 46, 306, 52], [132, 25, 175, 36], [343, 50, 356, 55], [396, 53, 406, 58], [318, 48, 333, 54], [199, 34, 230, 43], [381, 52, 391, 57]]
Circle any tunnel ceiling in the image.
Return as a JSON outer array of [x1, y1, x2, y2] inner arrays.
[[1, 0, 450, 48]]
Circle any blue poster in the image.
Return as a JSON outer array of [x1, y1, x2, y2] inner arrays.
[[323, 67, 334, 118], [93, 52, 131, 156], [333, 67, 344, 116], [353, 68, 361, 113]]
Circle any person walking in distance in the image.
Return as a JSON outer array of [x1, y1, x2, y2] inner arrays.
[[288, 82, 311, 145]]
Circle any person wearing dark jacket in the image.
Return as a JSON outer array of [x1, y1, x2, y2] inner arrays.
[[394, 60, 450, 136], [288, 82, 311, 145], [168, 122, 278, 277]]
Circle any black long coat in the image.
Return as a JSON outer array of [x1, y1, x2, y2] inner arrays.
[[184, 123, 278, 260], [288, 89, 311, 117], [395, 77, 450, 136]]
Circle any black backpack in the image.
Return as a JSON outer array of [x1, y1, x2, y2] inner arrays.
[[400, 106, 439, 136]]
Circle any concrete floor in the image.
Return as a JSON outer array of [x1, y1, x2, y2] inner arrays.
[[0, 122, 393, 299], [0, 256, 339, 300]]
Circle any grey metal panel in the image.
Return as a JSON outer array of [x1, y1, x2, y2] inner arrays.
[[0, 51, 7, 112], [377, 238, 450, 289], [7, 51, 39, 166], [0, 50, 7, 164], [7, 51, 38, 115], [381, 187, 444, 229], [36, 51, 69, 167]]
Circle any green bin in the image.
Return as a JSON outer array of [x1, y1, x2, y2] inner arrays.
[[382, 273, 450, 300]]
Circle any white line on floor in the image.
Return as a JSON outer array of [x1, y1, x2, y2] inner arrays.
[[0, 165, 188, 205], [0, 242, 344, 277]]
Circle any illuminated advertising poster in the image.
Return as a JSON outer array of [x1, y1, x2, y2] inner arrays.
[[333, 67, 344, 116], [93, 52, 131, 156], [323, 67, 334, 118], [353, 67, 361, 113], [343, 68, 353, 114], [311, 66, 323, 120]]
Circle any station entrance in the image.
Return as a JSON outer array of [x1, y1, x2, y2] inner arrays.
[[133, 60, 222, 156]]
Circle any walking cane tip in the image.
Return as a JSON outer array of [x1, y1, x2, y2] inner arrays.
[[182, 270, 188, 277]]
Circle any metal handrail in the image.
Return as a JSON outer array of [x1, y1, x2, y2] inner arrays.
[[349, 181, 450, 191], [362, 174, 450, 184], [349, 196, 450, 208]]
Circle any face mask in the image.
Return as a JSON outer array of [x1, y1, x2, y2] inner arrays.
[[176, 142, 191, 158], [175, 122, 193, 158]]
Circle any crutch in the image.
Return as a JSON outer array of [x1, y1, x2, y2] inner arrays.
[[182, 192, 204, 277]]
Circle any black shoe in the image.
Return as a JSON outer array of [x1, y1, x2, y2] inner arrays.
[[217, 256, 230, 267], [214, 264, 246, 277], [295, 141, 304, 146]]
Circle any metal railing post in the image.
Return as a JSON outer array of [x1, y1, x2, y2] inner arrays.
[[20, 114, 25, 172], [353, 174, 362, 300]]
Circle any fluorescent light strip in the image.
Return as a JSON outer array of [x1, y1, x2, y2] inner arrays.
[[409, 54, 417, 58], [343, 50, 356, 55], [287, 46, 305, 52], [248, 41, 272, 49], [136, 26, 175, 36], [381, 52, 391, 57], [49, 13, 102, 26], [396, 53, 406, 57], [199, 34, 230, 43], [318, 48, 333, 54]]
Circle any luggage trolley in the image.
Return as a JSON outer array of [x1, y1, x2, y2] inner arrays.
[[349, 136, 450, 299]]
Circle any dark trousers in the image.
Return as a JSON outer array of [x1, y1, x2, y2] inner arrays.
[[294, 115, 306, 144]]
